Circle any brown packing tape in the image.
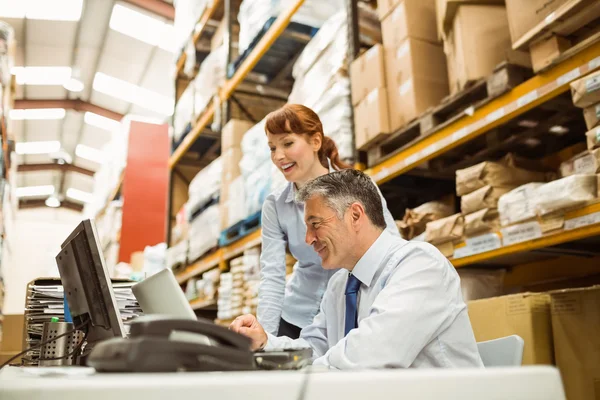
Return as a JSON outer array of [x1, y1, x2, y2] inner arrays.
[[425, 213, 464, 244], [571, 69, 600, 108], [464, 208, 500, 237]]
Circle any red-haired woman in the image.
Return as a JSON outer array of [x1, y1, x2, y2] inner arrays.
[[257, 104, 400, 339]]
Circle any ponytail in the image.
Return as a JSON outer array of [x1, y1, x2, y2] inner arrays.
[[320, 135, 351, 171]]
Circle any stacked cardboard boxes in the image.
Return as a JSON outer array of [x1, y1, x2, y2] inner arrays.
[[220, 119, 254, 231], [572, 70, 600, 152]]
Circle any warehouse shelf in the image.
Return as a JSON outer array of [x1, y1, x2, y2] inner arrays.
[[175, 0, 223, 79], [189, 298, 217, 311], [452, 202, 600, 267], [366, 41, 600, 185], [169, 0, 306, 169], [176, 249, 222, 284], [95, 171, 124, 219]]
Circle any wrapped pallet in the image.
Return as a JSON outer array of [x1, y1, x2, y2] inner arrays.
[[187, 203, 221, 262], [187, 157, 222, 220], [464, 208, 500, 237], [398, 197, 455, 240], [461, 185, 514, 215], [173, 0, 209, 53], [531, 175, 597, 216], [425, 213, 464, 244], [288, 12, 353, 160], [173, 84, 195, 144], [456, 161, 549, 196], [559, 149, 600, 177], [193, 45, 227, 117], [498, 183, 544, 226], [237, 0, 341, 53]]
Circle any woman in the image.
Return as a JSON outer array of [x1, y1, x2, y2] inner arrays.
[[258, 104, 399, 339]]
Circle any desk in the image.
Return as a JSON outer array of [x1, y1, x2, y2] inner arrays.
[[0, 366, 564, 400]]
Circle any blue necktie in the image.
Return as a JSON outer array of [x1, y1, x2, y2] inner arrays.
[[344, 274, 361, 336]]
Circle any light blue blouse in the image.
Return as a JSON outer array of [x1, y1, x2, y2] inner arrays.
[[257, 179, 400, 334]]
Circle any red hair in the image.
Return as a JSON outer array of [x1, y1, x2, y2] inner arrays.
[[264, 104, 351, 171]]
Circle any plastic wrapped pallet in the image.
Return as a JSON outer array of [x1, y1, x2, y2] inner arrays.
[[498, 183, 544, 226], [570, 69, 600, 108], [586, 126, 600, 151], [237, 0, 341, 53], [187, 157, 222, 220], [559, 148, 600, 177], [0, 22, 14, 87], [240, 119, 273, 217], [173, 84, 195, 143], [461, 185, 514, 215], [288, 12, 354, 160], [531, 175, 597, 216], [187, 203, 221, 262], [193, 45, 227, 117], [456, 161, 549, 196], [166, 239, 188, 270], [425, 213, 464, 244], [398, 197, 455, 239], [174, 0, 209, 54], [464, 208, 500, 237]]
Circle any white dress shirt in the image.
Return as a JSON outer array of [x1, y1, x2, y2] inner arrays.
[[264, 230, 484, 369], [257, 179, 399, 334]]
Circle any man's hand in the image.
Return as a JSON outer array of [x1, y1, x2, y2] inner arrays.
[[229, 314, 268, 351]]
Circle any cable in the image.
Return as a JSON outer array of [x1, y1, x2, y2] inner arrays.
[[0, 321, 89, 370], [295, 365, 312, 400]]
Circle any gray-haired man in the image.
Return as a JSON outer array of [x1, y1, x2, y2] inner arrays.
[[230, 169, 483, 369]]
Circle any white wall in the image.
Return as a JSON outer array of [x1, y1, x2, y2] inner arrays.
[[2, 207, 83, 314]]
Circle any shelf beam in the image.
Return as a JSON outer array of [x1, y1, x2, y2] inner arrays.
[[14, 99, 123, 121]]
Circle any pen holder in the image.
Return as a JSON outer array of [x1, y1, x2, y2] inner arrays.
[[39, 320, 84, 367]]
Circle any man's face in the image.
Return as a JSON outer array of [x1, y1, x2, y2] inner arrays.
[[304, 195, 353, 269]]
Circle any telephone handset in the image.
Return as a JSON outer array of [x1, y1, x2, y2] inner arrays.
[[87, 317, 256, 373]]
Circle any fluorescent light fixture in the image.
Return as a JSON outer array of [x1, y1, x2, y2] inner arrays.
[[63, 77, 84, 92], [66, 188, 93, 203], [550, 125, 569, 135], [0, 0, 83, 21], [15, 185, 55, 198], [110, 4, 175, 52], [45, 195, 61, 208], [84, 112, 121, 132], [9, 108, 66, 121], [16, 140, 61, 155], [76, 144, 105, 164], [11, 66, 72, 85], [93, 72, 174, 116]]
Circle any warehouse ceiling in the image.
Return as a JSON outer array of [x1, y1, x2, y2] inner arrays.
[[3, 0, 176, 211]]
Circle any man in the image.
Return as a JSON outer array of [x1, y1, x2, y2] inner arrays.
[[230, 169, 483, 369]]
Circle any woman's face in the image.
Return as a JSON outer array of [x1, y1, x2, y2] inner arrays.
[[267, 131, 321, 184]]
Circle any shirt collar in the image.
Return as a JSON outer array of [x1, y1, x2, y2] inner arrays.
[[284, 159, 336, 204], [350, 230, 395, 288]]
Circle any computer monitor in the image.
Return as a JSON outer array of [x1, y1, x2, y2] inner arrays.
[[55, 219, 125, 343]]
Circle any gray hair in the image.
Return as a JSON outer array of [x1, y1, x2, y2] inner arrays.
[[296, 169, 386, 229]]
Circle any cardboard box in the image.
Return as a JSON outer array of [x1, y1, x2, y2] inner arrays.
[[529, 35, 571, 72], [559, 148, 600, 177], [444, 5, 513, 95], [221, 119, 254, 152], [461, 185, 514, 215], [0, 314, 25, 352], [550, 286, 600, 400], [381, 0, 438, 48], [130, 251, 144, 272], [436, 0, 505, 40], [385, 38, 449, 132], [456, 161, 550, 196], [467, 293, 554, 365], [572, 70, 600, 108], [425, 213, 464, 244], [504, 0, 570, 46], [586, 126, 600, 151], [350, 44, 386, 105], [377, 0, 401, 20], [221, 148, 243, 184], [583, 103, 600, 130], [354, 88, 391, 150]]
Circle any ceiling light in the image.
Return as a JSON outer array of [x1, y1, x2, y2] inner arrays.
[[16, 140, 61, 155], [0, 0, 83, 21], [45, 195, 61, 208], [66, 188, 93, 203], [75, 144, 105, 164], [84, 112, 121, 132], [11, 66, 72, 85], [93, 72, 174, 116], [63, 77, 84, 92], [110, 4, 175, 52], [517, 120, 539, 129], [549, 125, 569, 135], [15, 185, 55, 198], [9, 108, 66, 121]]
